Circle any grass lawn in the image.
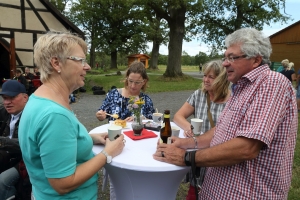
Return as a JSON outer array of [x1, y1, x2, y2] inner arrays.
[[93, 65, 300, 199]]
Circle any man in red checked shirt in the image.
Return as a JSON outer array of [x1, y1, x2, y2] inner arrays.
[[154, 27, 297, 200]]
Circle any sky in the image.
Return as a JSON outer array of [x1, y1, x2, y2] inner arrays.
[[147, 0, 300, 56]]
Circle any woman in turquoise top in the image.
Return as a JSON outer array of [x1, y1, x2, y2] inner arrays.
[[19, 31, 125, 200]]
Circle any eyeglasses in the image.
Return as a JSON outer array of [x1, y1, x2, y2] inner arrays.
[[67, 56, 87, 67], [221, 55, 247, 63], [126, 78, 145, 85]]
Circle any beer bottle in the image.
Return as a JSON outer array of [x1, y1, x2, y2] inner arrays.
[[160, 110, 172, 143]]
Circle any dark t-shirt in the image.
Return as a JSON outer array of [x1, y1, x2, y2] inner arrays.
[[280, 69, 295, 82]]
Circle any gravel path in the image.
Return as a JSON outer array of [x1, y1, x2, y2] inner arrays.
[[71, 90, 194, 132], [0, 89, 195, 131]]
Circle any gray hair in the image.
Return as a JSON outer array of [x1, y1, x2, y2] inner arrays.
[[33, 31, 87, 82], [224, 28, 272, 66]]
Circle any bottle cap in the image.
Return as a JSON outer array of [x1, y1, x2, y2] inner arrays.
[[164, 110, 170, 114]]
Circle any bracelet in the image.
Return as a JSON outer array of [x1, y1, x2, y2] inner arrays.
[[192, 136, 198, 149]]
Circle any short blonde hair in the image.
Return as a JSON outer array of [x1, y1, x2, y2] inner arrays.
[[281, 59, 289, 68], [201, 60, 230, 102], [33, 31, 87, 82], [288, 62, 294, 70]]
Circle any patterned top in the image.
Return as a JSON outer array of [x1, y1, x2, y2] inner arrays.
[[187, 90, 227, 133], [200, 65, 298, 199], [99, 88, 155, 121], [187, 89, 227, 186]]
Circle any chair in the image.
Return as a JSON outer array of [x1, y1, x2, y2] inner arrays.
[[32, 79, 42, 89]]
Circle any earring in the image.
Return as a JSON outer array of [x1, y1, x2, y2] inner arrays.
[[57, 70, 61, 73]]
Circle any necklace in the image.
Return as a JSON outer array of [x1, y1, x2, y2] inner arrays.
[[43, 84, 70, 109]]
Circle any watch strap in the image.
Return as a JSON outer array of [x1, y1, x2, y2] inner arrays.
[[101, 150, 112, 163], [184, 151, 191, 166]]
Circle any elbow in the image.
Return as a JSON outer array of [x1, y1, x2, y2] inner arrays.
[[49, 179, 74, 195], [240, 146, 261, 161], [53, 187, 72, 195], [238, 138, 264, 161], [242, 150, 260, 160]]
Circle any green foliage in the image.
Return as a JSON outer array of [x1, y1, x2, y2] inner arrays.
[[54, 0, 291, 77], [288, 114, 300, 199], [85, 72, 200, 94], [190, 0, 291, 47], [49, 0, 69, 14]]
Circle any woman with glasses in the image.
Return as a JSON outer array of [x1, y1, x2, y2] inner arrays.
[[18, 31, 125, 199], [96, 61, 155, 122], [173, 59, 231, 200]]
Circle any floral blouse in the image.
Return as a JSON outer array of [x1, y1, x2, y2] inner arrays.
[[99, 88, 155, 121]]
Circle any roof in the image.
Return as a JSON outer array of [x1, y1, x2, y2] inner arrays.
[[269, 20, 300, 39], [127, 54, 150, 58], [40, 0, 84, 38]]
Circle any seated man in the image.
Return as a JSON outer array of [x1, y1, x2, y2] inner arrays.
[[0, 80, 31, 200], [24, 67, 35, 95], [14, 69, 28, 93]]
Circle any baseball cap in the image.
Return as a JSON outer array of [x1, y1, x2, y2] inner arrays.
[[0, 80, 26, 97]]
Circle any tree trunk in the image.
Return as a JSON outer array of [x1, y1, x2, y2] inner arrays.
[[89, 46, 95, 68], [164, 7, 185, 77], [89, 20, 96, 68], [149, 40, 159, 69], [110, 51, 118, 69]]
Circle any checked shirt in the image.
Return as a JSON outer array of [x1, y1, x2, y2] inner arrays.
[[199, 64, 298, 200]]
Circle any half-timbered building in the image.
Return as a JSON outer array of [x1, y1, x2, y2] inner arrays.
[[0, 0, 83, 80]]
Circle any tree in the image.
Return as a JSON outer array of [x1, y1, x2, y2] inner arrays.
[[49, 0, 70, 14], [69, 0, 147, 69], [141, 7, 169, 70], [192, 0, 290, 47], [194, 51, 209, 66], [145, 1, 196, 77]]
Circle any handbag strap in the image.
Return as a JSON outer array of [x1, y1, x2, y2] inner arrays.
[[206, 93, 215, 128], [191, 151, 199, 199]]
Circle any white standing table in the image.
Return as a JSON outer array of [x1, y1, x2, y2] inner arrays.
[[90, 121, 189, 200]]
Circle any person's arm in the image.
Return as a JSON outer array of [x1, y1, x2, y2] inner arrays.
[[0, 137, 21, 154], [171, 127, 215, 149], [194, 136, 263, 167], [291, 72, 296, 81], [48, 134, 125, 195], [154, 134, 263, 167], [173, 102, 195, 137], [96, 92, 112, 121]]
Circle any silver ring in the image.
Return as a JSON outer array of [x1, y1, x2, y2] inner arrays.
[[161, 151, 165, 157], [123, 139, 126, 144]]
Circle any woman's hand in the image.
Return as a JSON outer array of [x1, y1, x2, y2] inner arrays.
[[90, 133, 108, 145], [96, 110, 106, 121], [184, 128, 194, 137], [103, 134, 125, 158], [125, 116, 134, 122]]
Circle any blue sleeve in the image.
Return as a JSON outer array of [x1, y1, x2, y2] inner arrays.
[[99, 89, 132, 120], [141, 94, 155, 119]]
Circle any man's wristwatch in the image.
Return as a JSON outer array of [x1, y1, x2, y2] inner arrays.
[[101, 150, 112, 164], [184, 151, 191, 166]]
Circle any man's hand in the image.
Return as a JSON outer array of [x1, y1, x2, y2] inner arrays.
[[153, 143, 186, 166]]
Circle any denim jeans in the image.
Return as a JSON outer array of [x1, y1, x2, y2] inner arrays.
[[0, 167, 19, 200]]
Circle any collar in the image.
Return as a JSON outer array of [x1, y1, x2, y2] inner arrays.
[[11, 111, 22, 120], [236, 64, 270, 85]]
